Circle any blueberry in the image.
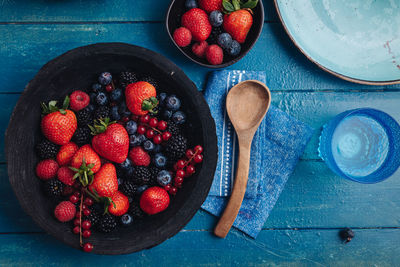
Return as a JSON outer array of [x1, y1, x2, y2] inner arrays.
[[125, 120, 137, 135], [157, 170, 172, 186], [89, 93, 97, 104], [165, 95, 181, 111], [111, 106, 121, 120], [153, 144, 162, 153], [129, 134, 146, 147], [119, 158, 133, 172], [154, 153, 167, 168], [143, 140, 155, 152], [228, 40, 241, 56], [217, 33, 233, 50], [136, 185, 149, 195], [209, 11, 223, 27], [185, 0, 197, 9], [98, 72, 112, 85], [158, 93, 167, 107], [92, 83, 103, 93], [120, 214, 133, 226], [110, 88, 123, 102], [172, 111, 187, 124], [86, 104, 95, 113], [96, 92, 108, 106], [163, 109, 173, 120], [118, 102, 131, 117]]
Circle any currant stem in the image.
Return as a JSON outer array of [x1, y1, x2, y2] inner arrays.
[[79, 189, 84, 247]]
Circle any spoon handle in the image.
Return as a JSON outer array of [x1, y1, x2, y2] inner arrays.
[[214, 140, 251, 238]]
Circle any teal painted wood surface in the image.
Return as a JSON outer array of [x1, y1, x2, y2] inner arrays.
[[1, 0, 400, 265]]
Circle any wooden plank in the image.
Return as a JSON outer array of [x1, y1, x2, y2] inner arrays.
[[0, 0, 277, 22], [0, 229, 399, 266], [1, 23, 399, 94]]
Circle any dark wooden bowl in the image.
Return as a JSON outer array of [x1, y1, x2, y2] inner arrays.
[[166, 0, 264, 68], [5, 43, 218, 255]]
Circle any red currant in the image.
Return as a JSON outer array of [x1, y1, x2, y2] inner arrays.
[[176, 160, 186, 169], [140, 115, 150, 123], [82, 220, 91, 230], [175, 176, 184, 184], [84, 198, 93, 206], [83, 243, 93, 253], [83, 230, 91, 238], [194, 154, 203, 164], [137, 125, 146, 135], [170, 186, 178, 195], [164, 184, 172, 191], [195, 145, 204, 153], [173, 163, 179, 171], [73, 191, 80, 197], [82, 204, 87, 210], [185, 149, 194, 159], [73, 226, 80, 234], [157, 120, 168, 131], [146, 129, 155, 139], [83, 209, 91, 216], [185, 165, 195, 176], [153, 135, 162, 144], [149, 118, 158, 127], [122, 116, 129, 123], [162, 131, 172, 141], [69, 195, 79, 204], [75, 212, 81, 219], [105, 84, 113, 92], [176, 170, 185, 178], [131, 114, 140, 121], [74, 218, 80, 226]]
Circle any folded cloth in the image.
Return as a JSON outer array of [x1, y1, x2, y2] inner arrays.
[[201, 70, 313, 238]]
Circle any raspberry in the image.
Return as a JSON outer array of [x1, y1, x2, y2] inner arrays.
[[54, 201, 76, 222], [192, 41, 208, 58], [57, 166, 75, 186], [173, 27, 192, 47], [205, 44, 223, 65], [56, 142, 78, 166], [129, 147, 151, 166], [36, 159, 59, 180], [70, 90, 90, 111]]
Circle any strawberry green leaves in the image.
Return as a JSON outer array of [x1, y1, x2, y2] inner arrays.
[[85, 188, 116, 215], [70, 157, 95, 187], [88, 117, 116, 135], [41, 96, 70, 115], [142, 96, 159, 114], [223, 0, 258, 13]]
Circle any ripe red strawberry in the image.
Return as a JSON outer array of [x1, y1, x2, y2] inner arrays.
[[181, 8, 212, 42], [125, 82, 158, 116], [205, 44, 224, 65], [192, 41, 208, 58], [69, 90, 90, 111], [57, 166, 75, 186], [223, 9, 253, 43], [108, 191, 129, 216], [129, 146, 150, 166], [54, 201, 76, 222], [56, 142, 78, 166], [41, 97, 77, 145], [140, 187, 170, 215], [70, 144, 101, 174], [36, 159, 59, 180], [89, 163, 118, 198], [173, 27, 192, 47], [199, 0, 222, 13], [89, 118, 129, 164]]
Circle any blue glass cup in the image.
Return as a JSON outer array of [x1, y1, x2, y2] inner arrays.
[[318, 108, 400, 183]]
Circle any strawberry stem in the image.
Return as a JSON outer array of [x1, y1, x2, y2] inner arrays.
[[88, 118, 116, 135]]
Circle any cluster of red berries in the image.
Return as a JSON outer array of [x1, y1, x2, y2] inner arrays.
[[135, 115, 171, 144], [71, 191, 95, 252], [164, 145, 204, 195]]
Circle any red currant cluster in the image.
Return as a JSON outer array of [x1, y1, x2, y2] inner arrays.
[[70, 190, 95, 252], [164, 145, 204, 195], [135, 114, 171, 144]]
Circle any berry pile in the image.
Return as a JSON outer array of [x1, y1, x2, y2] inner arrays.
[[172, 0, 259, 65], [34, 71, 203, 252]]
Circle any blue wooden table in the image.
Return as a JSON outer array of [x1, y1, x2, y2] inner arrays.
[[1, 0, 400, 265]]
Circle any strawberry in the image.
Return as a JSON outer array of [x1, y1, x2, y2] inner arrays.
[[69, 90, 90, 111], [36, 159, 59, 180], [205, 44, 224, 65], [54, 201, 76, 222], [173, 27, 192, 47], [56, 142, 78, 166], [192, 41, 208, 58], [70, 144, 101, 186], [140, 187, 170, 215], [181, 8, 212, 42], [40, 97, 77, 145], [199, 0, 222, 13], [57, 166, 75, 186], [108, 191, 129, 216], [88, 163, 118, 198], [89, 118, 129, 164], [129, 146, 151, 166], [125, 81, 158, 116]]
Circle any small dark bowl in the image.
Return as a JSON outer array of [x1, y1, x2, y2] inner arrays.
[[5, 43, 218, 254], [166, 0, 264, 68]]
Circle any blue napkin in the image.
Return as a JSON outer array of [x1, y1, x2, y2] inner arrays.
[[201, 70, 314, 238]]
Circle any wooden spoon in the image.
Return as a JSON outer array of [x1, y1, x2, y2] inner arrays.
[[214, 80, 271, 238]]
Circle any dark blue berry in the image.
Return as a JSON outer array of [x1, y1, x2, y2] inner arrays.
[[158, 93, 167, 107], [125, 120, 137, 135], [129, 134, 146, 147], [157, 170, 172, 186], [86, 104, 95, 113], [218, 33, 233, 50], [163, 110, 173, 120], [96, 92, 108, 106], [98, 72, 112, 85], [136, 185, 149, 195], [92, 83, 103, 93], [89, 93, 97, 104], [172, 111, 187, 124], [165, 95, 181, 111], [110, 88, 123, 102], [228, 40, 241, 56], [120, 214, 133, 226], [154, 153, 167, 168], [118, 102, 131, 117], [119, 158, 133, 172], [185, 0, 197, 9], [110, 106, 121, 120], [143, 140, 155, 152], [209, 11, 223, 27]]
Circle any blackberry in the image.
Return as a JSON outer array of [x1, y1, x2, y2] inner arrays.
[[76, 108, 93, 127], [120, 180, 137, 197], [116, 166, 126, 180], [98, 214, 117, 233], [149, 166, 160, 185], [94, 106, 110, 121], [129, 204, 145, 219], [167, 120, 182, 136], [141, 76, 158, 88], [119, 71, 138, 88], [207, 27, 223, 44], [72, 127, 91, 146], [43, 179, 64, 198], [165, 134, 187, 162], [132, 166, 151, 185], [36, 139, 59, 159], [85, 205, 101, 227]]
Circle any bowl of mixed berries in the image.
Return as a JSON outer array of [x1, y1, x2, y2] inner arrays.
[[166, 0, 264, 67], [5, 43, 217, 254]]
